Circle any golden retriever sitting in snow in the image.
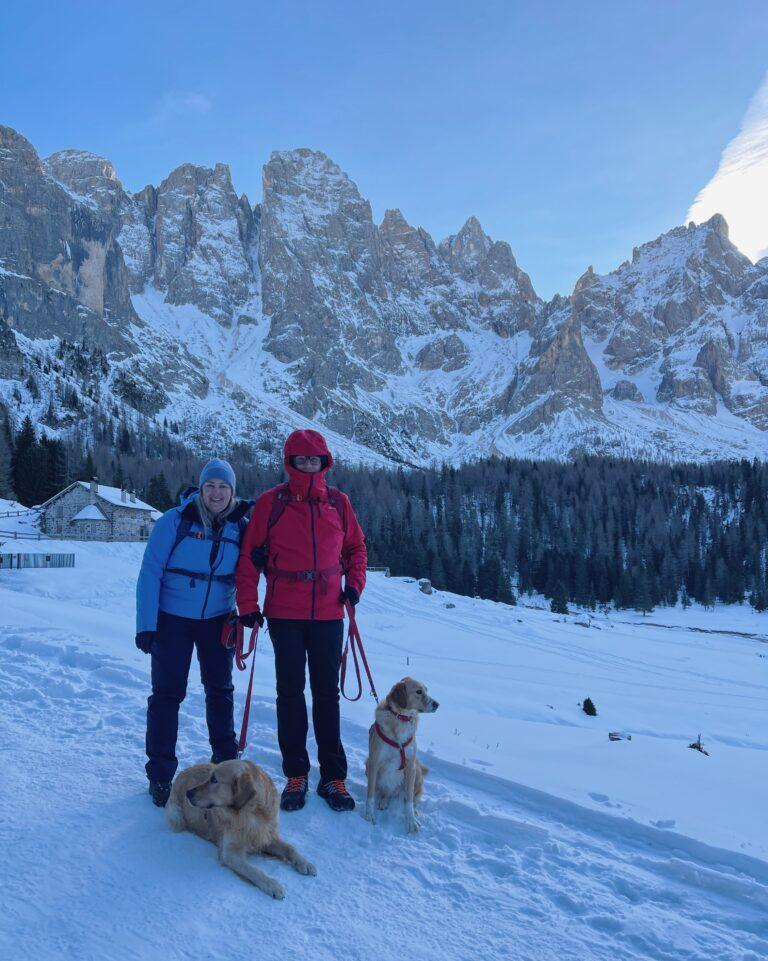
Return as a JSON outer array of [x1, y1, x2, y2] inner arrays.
[[166, 759, 316, 899], [364, 677, 439, 833]]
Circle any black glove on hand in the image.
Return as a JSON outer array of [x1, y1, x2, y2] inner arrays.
[[338, 587, 360, 607], [135, 631, 156, 654], [250, 546, 267, 570], [238, 611, 264, 629]]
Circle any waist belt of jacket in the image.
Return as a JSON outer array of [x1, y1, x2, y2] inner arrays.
[[267, 562, 344, 594], [166, 567, 236, 585]]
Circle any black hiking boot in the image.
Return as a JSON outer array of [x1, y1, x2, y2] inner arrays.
[[280, 775, 309, 812], [317, 778, 356, 812], [149, 781, 172, 807]]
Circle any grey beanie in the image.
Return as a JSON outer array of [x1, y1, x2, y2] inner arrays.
[[199, 458, 236, 493]]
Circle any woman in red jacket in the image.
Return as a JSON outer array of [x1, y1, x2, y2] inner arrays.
[[236, 429, 367, 812]]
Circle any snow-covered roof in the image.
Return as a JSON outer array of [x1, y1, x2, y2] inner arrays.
[[40, 482, 160, 517], [74, 482, 157, 513], [71, 504, 108, 522]]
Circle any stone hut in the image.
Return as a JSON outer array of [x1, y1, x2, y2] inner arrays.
[[39, 479, 160, 541]]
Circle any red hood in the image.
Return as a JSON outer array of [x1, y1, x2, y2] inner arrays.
[[283, 429, 333, 496]]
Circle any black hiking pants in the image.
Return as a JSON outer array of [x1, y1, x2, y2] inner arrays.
[[145, 610, 237, 783], [268, 618, 347, 783]]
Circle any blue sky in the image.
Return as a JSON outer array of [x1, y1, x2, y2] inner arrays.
[[2, 0, 767, 298]]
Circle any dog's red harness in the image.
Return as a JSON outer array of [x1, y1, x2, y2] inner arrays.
[[374, 722, 414, 770]]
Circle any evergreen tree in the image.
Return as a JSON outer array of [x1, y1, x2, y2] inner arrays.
[[118, 423, 132, 454], [0, 407, 15, 499], [550, 582, 569, 615], [11, 417, 41, 506], [144, 472, 173, 512], [40, 436, 67, 502], [82, 449, 97, 480], [633, 568, 653, 614]]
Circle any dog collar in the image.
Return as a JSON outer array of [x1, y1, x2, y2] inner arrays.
[[387, 704, 415, 724]]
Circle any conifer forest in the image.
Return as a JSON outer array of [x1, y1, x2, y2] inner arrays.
[[2, 407, 766, 613]]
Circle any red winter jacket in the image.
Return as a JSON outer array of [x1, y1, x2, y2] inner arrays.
[[236, 430, 367, 621]]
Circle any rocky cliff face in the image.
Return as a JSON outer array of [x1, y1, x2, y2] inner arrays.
[[2, 124, 768, 465], [571, 216, 768, 441]]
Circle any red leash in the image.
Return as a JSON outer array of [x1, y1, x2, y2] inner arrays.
[[221, 617, 259, 755], [340, 601, 379, 702]]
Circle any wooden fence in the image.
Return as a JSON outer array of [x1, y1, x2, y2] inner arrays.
[[0, 552, 75, 570]]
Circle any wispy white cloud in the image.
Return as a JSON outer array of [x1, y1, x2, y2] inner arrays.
[[122, 91, 212, 138], [687, 71, 768, 262]]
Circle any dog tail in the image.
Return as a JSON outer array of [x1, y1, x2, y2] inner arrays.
[[165, 785, 186, 833]]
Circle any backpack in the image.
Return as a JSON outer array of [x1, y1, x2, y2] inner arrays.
[[168, 487, 250, 563]]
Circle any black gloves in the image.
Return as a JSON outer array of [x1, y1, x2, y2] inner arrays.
[[338, 587, 360, 607], [135, 631, 156, 654], [250, 546, 267, 570], [239, 611, 264, 629]]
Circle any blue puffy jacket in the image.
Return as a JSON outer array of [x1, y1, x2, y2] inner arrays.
[[136, 496, 251, 632]]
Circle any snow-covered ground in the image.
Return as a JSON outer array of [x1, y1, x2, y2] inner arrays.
[[1, 515, 767, 960]]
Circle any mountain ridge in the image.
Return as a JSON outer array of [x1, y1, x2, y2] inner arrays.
[[2, 124, 768, 465]]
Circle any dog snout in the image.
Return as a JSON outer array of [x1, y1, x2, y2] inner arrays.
[[429, 699, 439, 712]]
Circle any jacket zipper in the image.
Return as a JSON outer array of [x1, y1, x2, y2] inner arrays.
[[308, 474, 317, 620]]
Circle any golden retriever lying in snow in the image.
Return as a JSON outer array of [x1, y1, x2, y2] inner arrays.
[[166, 759, 316, 899], [364, 677, 439, 833]]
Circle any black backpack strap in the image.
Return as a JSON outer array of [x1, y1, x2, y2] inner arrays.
[[267, 483, 291, 534], [168, 514, 194, 563], [251, 484, 289, 570], [237, 515, 248, 547]]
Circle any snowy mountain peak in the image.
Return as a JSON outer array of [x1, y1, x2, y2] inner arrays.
[[0, 124, 43, 173], [3, 125, 768, 464], [44, 149, 121, 187], [439, 215, 493, 273]]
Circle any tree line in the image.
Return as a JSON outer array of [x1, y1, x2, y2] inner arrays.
[[2, 404, 766, 613], [334, 456, 768, 613]]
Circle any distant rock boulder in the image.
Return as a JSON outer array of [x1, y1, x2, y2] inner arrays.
[[612, 380, 644, 402]]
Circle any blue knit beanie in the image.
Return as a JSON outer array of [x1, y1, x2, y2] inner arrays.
[[199, 458, 236, 494]]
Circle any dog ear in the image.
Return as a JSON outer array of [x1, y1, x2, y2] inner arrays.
[[232, 771, 257, 809], [390, 681, 408, 710]]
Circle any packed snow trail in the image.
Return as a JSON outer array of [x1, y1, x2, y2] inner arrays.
[[2, 621, 767, 961]]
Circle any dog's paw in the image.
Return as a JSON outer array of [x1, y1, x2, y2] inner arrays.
[[364, 801, 377, 824], [263, 878, 286, 899], [295, 858, 317, 876], [405, 804, 421, 834]]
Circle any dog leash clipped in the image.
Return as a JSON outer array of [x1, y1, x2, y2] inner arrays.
[[236, 626, 259, 756], [222, 617, 259, 756], [340, 601, 379, 702]]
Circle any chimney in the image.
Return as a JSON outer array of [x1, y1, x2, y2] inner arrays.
[[130, 491, 136, 503], [90, 477, 98, 504]]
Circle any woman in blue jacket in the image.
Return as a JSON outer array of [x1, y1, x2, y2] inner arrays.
[[135, 458, 255, 807]]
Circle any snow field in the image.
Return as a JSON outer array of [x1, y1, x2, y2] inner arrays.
[[1, 532, 767, 960]]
